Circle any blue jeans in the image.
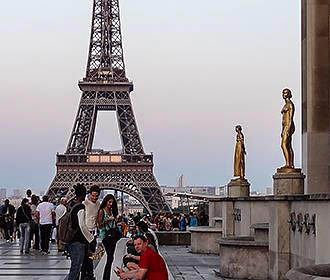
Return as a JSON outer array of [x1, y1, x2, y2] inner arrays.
[[19, 223, 30, 252], [66, 242, 85, 280]]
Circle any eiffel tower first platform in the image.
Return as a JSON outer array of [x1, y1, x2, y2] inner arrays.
[[47, 0, 171, 215]]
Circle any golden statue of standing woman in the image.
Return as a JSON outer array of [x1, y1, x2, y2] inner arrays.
[[234, 125, 246, 180], [279, 88, 296, 172]]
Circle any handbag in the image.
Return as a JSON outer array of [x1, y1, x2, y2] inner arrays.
[[89, 243, 105, 261]]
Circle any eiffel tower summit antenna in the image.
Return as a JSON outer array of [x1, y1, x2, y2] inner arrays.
[[46, 0, 171, 215]]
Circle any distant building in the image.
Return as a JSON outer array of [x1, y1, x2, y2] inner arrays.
[[125, 204, 144, 215], [215, 186, 226, 196], [177, 175, 188, 188], [0, 188, 6, 199], [161, 185, 217, 195], [12, 189, 22, 198], [250, 191, 264, 196], [171, 196, 180, 209]]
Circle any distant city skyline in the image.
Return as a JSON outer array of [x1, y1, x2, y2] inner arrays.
[[0, 1, 300, 193]]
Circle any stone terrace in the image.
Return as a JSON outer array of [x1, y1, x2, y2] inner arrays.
[[0, 240, 228, 280], [0, 240, 69, 280]]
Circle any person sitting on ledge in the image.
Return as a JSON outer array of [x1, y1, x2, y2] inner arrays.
[[116, 235, 168, 280]]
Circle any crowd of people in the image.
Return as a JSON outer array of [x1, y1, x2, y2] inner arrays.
[[0, 185, 208, 280]]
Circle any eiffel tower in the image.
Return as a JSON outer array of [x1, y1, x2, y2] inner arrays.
[[47, 0, 171, 215]]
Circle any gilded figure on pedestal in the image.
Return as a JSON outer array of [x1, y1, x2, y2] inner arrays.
[[234, 125, 246, 180], [280, 88, 295, 170]]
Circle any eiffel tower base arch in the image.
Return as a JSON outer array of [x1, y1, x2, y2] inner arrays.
[[47, 159, 171, 215]]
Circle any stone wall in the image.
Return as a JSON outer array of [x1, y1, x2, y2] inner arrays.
[[208, 200, 223, 226], [233, 201, 270, 236], [290, 199, 330, 267], [190, 227, 222, 254], [212, 195, 330, 279], [219, 236, 269, 279]]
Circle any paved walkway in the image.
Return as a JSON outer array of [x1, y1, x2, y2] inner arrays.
[[0, 240, 69, 280], [0, 240, 224, 279], [160, 246, 220, 280]]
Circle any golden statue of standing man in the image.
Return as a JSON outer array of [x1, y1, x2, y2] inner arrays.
[[234, 125, 246, 180], [280, 88, 295, 170]]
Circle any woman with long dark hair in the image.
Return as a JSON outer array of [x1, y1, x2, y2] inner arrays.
[[97, 194, 121, 280]]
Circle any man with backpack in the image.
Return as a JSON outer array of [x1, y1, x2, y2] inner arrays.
[[81, 185, 100, 280], [64, 183, 94, 280]]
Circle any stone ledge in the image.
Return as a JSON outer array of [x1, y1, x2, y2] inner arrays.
[[189, 226, 223, 233], [286, 264, 330, 279], [273, 172, 305, 179], [208, 193, 330, 202], [251, 223, 269, 229], [219, 236, 268, 247]]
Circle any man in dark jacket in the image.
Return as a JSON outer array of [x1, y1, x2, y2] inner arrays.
[[2, 199, 16, 242]]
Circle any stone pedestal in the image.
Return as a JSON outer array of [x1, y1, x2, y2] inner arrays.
[[273, 169, 305, 195], [219, 236, 269, 279], [228, 178, 250, 197], [190, 226, 223, 254]]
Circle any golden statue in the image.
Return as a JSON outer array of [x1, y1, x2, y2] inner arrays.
[[234, 125, 246, 179], [280, 88, 295, 170]]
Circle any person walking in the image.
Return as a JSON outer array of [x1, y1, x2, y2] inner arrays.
[[16, 198, 32, 254], [30, 195, 40, 250], [36, 195, 55, 254], [97, 194, 121, 280], [66, 183, 94, 280], [2, 199, 16, 242], [55, 197, 67, 252], [81, 185, 100, 280]]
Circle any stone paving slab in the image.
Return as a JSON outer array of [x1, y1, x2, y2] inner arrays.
[[0, 240, 69, 280], [159, 246, 220, 280]]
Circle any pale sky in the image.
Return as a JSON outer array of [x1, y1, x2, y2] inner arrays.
[[0, 0, 301, 194]]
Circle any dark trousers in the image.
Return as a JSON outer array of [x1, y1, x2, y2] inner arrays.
[[30, 223, 40, 250], [40, 224, 52, 252], [102, 233, 118, 280], [67, 242, 85, 280], [81, 238, 96, 278], [4, 221, 13, 240]]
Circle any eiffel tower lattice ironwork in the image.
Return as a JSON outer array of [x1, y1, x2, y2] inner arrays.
[[46, 0, 171, 215]]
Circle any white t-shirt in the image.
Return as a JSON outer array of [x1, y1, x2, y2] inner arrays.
[[55, 204, 67, 226], [83, 198, 100, 231], [36, 202, 55, 225]]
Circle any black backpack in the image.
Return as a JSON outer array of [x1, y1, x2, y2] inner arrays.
[[58, 204, 80, 244]]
